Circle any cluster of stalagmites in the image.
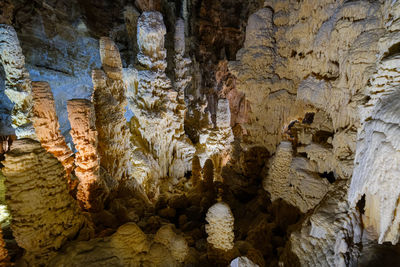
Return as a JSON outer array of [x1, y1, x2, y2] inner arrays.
[[3, 0, 400, 265]]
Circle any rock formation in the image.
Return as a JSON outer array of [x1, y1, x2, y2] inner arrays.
[[93, 37, 131, 190], [264, 141, 330, 213], [1, 139, 91, 265], [288, 181, 362, 267], [0, 25, 35, 139], [31, 81, 74, 176], [349, 0, 400, 245], [205, 202, 235, 251], [67, 99, 108, 211], [124, 11, 195, 195], [49, 222, 188, 266], [3, 0, 400, 265]]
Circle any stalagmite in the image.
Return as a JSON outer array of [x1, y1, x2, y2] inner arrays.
[[67, 99, 108, 211], [31, 81, 74, 176], [1, 139, 91, 264], [125, 11, 195, 189], [264, 141, 331, 213], [93, 37, 131, 188], [205, 202, 235, 251], [191, 155, 201, 187], [0, 25, 35, 139], [203, 158, 214, 190]]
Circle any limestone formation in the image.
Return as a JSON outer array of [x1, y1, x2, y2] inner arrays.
[[288, 181, 362, 267], [125, 11, 195, 190], [0, 25, 35, 139], [349, 0, 400, 245], [174, 18, 191, 104], [67, 99, 108, 211], [203, 158, 214, 190], [32, 81, 74, 176], [1, 139, 90, 264], [191, 155, 201, 187], [50, 222, 186, 266], [154, 224, 189, 262], [263, 142, 330, 213], [93, 37, 131, 189], [205, 202, 235, 251]]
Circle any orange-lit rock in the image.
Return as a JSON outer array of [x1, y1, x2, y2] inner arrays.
[[32, 81, 74, 176], [67, 99, 108, 212]]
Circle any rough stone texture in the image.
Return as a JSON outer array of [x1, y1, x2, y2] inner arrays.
[[1, 139, 90, 265], [0, 25, 35, 139], [217, 60, 249, 136], [32, 81, 74, 176], [67, 99, 108, 211], [263, 141, 330, 213], [49, 222, 185, 267], [154, 224, 189, 262], [174, 18, 191, 107], [205, 202, 235, 251], [349, 0, 400, 245], [288, 181, 362, 267], [93, 37, 131, 190], [125, 11, 195, 199], [229, 0, 383, 155]]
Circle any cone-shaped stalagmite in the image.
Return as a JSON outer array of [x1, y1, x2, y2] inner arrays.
[[32, 81, 74, 177], [67, 99, 108, 212], [1, 139, 92, 265]]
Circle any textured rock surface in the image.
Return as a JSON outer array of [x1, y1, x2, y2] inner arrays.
[[154, 224, 189, 262], [93, 37, 131, 189], [288, 181, 362, 267], [0, 25, 35, 139], [32, 81, 74, 176], [1, 139, 90, 265], [205, 202, 235, 251], [349, 0, 400, 245], [125, 11, 195, 198], [50, 222, 186, 267], [67, 99, 108, 211], [264, 141, 330, 213]]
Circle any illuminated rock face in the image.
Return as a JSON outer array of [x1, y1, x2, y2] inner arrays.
[[67, 99, 108, 211], [290, 181, 362, 267], [349, 1, 400, 245], [205, 202, 235, 251], [0, 25, 35, 139], [263, 141, 330, 213], [125, 11, 195, 198], [32, 81, 74, 176], [93, 37, 131, 189], [1, 139, 90, 265]]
